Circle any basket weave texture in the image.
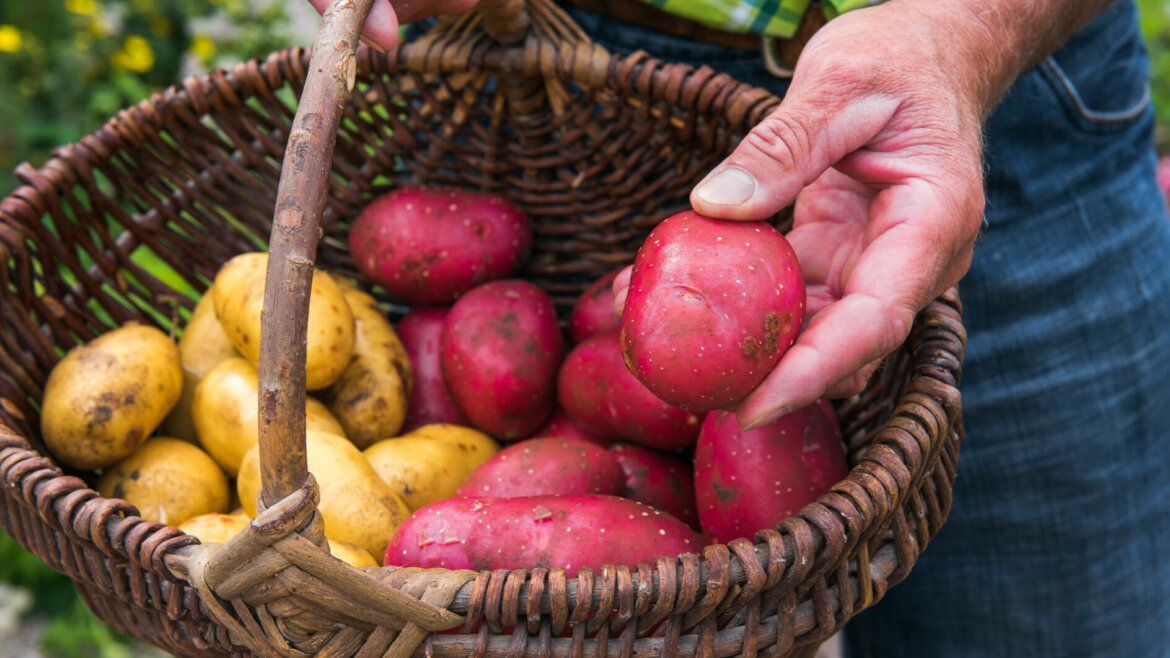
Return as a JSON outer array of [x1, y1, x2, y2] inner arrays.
[[0, 1, 966, 655]]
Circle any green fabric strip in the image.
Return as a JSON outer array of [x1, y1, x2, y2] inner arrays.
[[640, 0, 878, 39], [822, 0, 877, 19]]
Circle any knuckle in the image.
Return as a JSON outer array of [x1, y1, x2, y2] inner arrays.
[[744, 113, 814, 171], [874, 308, 916, 359]]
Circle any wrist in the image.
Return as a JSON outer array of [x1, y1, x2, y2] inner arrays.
[[891, 0, 1114, 119]]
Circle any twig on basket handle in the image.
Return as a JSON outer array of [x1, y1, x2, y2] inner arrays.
[[258, 0, 374, 509]]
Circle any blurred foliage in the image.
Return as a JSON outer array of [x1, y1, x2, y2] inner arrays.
[[0, 529, 79, 616], [0, 0, 310, 197], [1139, 0, 1170, 150], [39, 595, 138, 658], [1, 529, 140, 657]]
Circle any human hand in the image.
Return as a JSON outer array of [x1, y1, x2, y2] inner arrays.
[[614, 2, 989, 429], [306, 0, 477, 50]]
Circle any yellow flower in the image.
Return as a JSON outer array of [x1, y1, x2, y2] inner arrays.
[[112, 35, 155, 73], [190, 35, 215, 61], [0, 25, 22, 53], [65, 0, 98, 16]]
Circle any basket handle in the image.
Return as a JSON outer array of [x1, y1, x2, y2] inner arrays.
[[257, 0, 374, 509], [256, 0, 537, 507], [477, 0, 531, 44]]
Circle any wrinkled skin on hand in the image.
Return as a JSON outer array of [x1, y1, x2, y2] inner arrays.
[[615, 3, 987, 430]]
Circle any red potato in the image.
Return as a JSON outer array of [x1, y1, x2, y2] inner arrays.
[[397, 307, 468, 432], [609, 443, 700, 531], [349, 186, 531, 305], [456, 437, 625, 498], [441, 280, 563, 440], [530, 409, 613, 447], [558, 331, 702, 451], [568, 268, 623, 343], [384, 495, 701, 576], [620, 211, 805, 412], [694, 403, 848, 544]]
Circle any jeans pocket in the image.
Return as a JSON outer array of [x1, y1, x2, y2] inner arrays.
[[1035, 3, 1152, 136]]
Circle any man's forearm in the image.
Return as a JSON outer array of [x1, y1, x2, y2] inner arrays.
[[899, 0, 1118, 119]]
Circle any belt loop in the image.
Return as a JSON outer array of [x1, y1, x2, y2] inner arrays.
[[760, 36, 796, 78], [762, 0, 828, 79]]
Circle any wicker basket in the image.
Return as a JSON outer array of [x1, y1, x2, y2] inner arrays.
[[0, 0, 965, 655]]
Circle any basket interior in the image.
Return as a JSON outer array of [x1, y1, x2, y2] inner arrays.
[[2, 48, 874, 456]]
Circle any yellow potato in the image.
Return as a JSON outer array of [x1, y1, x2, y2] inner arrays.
[[98, 437, 229, 526], [328, 540, 379, 568], [178, 512, 249, 544], [192, 357, 345, 476], [182, 513, 377, 568], [318, 281, 413, 449], [237, 430, 410, 559], [364, 424, 499, 510], [211, 252, 268, 304], [408, 423, 500, 459], [161, 293, 241, 443], [212, 252, 355, 390], [41, 324, 183, 470]]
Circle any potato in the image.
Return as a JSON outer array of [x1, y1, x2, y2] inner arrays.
[[364, 424, 499, 510], [441, 280, 563, 440], [455, 438, 625, 499], [237, 430, 411, 558], [41, 324, 183, 470], [328, 540, 379, 568], [161, 292, 241, 443], [609, 443, 700, 531], [529, 409, 613, 447], [180, 513, 378, 568], [694, 403, 847, 544], [192, 357, 345, 476], [410, 421, 500, 455], [98, 437, 229, 526], [621, 211, 805, 411], [568, 267, 623, 343], [386, 495, 700, 576], [558, 332, 702, 451], [398, 307, 468, 432], [348, 186, 532, 305], [178, 512, 249, 544], [317, 281, 412, 449], [212, 252, 355, 391]]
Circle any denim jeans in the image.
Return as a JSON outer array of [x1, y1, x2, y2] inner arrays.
[[559, 2, 1170, 656]]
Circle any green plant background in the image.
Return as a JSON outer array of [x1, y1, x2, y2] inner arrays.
[[2, 1, 1170, 656]]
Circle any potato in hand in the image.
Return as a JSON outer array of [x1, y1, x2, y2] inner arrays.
[[620, 211, 805, 412]]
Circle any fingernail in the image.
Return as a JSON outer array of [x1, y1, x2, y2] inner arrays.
[[740, 404, 793, 431], [360, 35, 387, 53], [613, 287, 628, 317], [694, 167, 757, 207]]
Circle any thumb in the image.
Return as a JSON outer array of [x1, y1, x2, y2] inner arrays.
[[307, 0, 400, 51], [691, 88, 898, 220]]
